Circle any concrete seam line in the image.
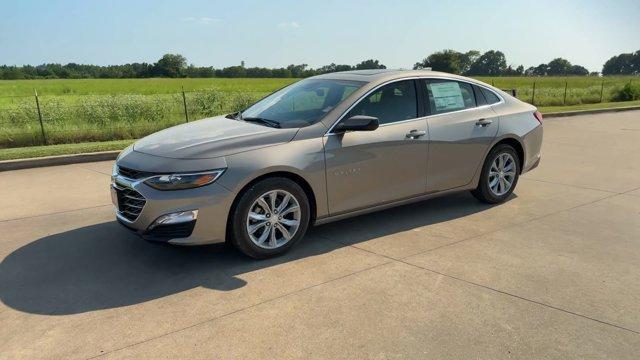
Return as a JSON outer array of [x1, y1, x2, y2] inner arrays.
[[78, 165, 113, 177], [0, 204, 112, 224], [622, 185, 640, 194], [85, 260, 394, 359], [316, 234, 403, 262], [398, 259, 640, 335], [520, 177, 620, 195], [0, 151, 120, 172]]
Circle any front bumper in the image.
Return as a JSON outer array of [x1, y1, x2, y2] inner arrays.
[[111, 174, 234, 245]]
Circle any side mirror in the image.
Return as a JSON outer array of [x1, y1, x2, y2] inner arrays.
[[333, 115, 379, 133]]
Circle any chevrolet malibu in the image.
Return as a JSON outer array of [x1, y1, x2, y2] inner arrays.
[[112, 69, 543, 258]]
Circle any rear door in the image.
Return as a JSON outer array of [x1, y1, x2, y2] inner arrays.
[[324, 79, 428, 214], [422, 79, 499, 192]]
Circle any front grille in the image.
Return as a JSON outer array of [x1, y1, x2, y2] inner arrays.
[[145, 220, 196, 240], [117, 166, 155, 180], [115, 186, 146, 221]]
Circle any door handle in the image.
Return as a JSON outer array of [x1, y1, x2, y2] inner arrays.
[[475, 118, 492, 127], [406, 129, 426, 139]]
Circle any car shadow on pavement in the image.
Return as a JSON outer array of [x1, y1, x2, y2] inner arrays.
[[0, 191, 508, 316]]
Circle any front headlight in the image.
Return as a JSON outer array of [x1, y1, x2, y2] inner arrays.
[[144, 170, 225, 191]]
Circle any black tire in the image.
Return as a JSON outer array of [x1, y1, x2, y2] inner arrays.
[[471, 144, 520, 204], [230, 177, 311, 259]]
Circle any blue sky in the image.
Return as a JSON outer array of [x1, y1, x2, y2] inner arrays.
[[1, 0, 639, 72]]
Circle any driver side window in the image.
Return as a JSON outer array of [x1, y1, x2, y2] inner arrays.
[[287, 86, 329, 112], [347, 80, 418, 125]]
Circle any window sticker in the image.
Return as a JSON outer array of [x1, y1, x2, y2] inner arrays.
[[430, 82, 465, 112]]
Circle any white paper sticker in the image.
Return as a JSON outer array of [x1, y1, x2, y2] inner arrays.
[[430, 82, 465, 112]]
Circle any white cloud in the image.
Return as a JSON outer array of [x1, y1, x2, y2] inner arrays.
[[181, 17, 219, 25], [277, 21, 300, 29]]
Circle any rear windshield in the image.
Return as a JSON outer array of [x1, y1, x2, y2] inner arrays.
[[241, 79, 365, 128]]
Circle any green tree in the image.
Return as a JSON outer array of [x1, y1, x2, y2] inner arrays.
[[459, 50, 480, 74], [568, 64, 589, 75], [525, 63, 549, 76], [153, 54, 187, 77], [467, 50, 507, 76], [215, 66, 246, 78], [413, 49, 462, 73], [271, 68, 292, 78], [286, 64, 309, 78], [503, 65, 525, 76], [355, 59, 386, 70], [546, 58, 572, 75], [602, 50, 640, 75], [317, 63, 353, 74], [0, 66, 26, 79]]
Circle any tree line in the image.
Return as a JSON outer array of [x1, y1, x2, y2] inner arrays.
[[0, 55, 386, 80], [413, 50, 593, 76], [0, 50, 638, 80]]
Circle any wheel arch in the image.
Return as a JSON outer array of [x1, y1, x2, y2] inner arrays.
[[225, 171, 318, 242], [470, 135, 526, 189], [492, 137, 525, 174]]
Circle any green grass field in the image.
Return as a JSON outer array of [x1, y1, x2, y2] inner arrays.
[[0, 78, 294, 148], [0, 78, 296, 98], [475, 76, 637, 106], [0, 76, 637, 151]]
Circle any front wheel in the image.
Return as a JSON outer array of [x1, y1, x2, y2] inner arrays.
[[230, 177, 310, 259], [471, 144, 520, 204]]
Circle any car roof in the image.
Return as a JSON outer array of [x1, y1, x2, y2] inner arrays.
[[311, 69, 468, 83]]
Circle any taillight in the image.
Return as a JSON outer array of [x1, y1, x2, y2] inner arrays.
[[533, 111, 543, 124]]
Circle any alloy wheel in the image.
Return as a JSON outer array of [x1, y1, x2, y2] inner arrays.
[[246, 190, 301, 249], [488, 153, 516, 196]]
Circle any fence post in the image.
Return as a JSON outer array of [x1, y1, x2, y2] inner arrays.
[[599, 80, 604, 103], [34, 90, 46, 145], [181, 86, 189, 123], [531, 81, 536, 105], [563, 81, 568, 105]]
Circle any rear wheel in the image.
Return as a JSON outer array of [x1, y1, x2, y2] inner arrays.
[[471, 144, 520, 204], [230, 177, 310, 259]]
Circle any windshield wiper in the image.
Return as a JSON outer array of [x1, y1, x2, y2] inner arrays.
[[225, 111, 244, 120], [242, 117, 281, 128]]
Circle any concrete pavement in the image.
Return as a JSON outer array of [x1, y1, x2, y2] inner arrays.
[[0, 111, 639, 359]]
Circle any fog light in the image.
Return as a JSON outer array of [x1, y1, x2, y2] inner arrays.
[[149, 210, 198, 229]]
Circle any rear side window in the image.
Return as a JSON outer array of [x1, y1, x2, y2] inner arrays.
[[473, 85, 488, 106], [424, 80, 476, 115], [348, 80, 418, 124], [481, 87, 501, 104]]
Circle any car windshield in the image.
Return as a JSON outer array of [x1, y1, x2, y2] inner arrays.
[[240, 79, 365, 128]]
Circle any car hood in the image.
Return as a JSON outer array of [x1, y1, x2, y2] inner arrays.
[[133, 116, 298, 159]]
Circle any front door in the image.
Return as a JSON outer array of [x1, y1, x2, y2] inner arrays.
[[324, 80, 428, 215]]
